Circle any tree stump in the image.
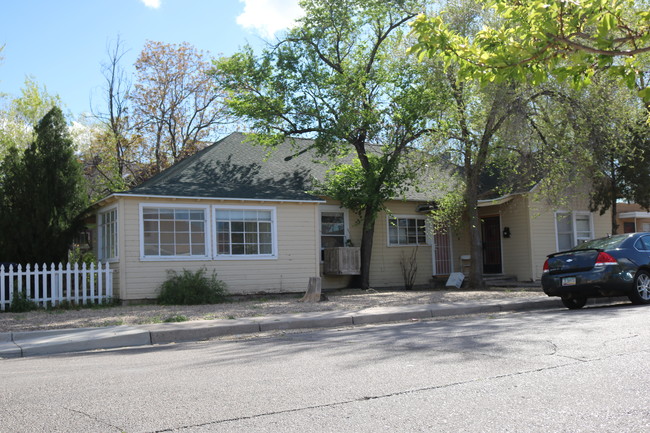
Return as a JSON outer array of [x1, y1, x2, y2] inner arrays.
[[298, 277, 323, 302]]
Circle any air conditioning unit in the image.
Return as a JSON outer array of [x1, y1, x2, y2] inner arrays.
[[323, 247, 361, 275]]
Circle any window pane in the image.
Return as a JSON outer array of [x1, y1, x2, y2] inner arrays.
[[142, 207, 206, 257], [176, 233, 190, 244], [558, 234, 573, 251], [143, 208, 158, 219], [176, 244, 190, 255], [159, 209, 174, 219], [260, 244, 272, 254], [556, 213, 572, 233], [215, 208, 274, 256]]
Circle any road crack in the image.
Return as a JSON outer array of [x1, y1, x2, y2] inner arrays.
[[63, 406, 125, 432]]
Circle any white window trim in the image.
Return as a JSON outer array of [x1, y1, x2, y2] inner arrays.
[[319, 205, 350, 256], [139, 203, 212, 261], [554, 210, 594, 251], [98, 204, 119, 263], [212, 204, 278, 260], [386, 214, 431, 247]]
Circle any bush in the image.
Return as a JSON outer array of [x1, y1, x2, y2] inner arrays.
[[10, 290, 38, 312], [157, 268, 229, 305]]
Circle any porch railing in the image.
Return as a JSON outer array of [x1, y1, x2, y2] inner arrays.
[[0, 262, 113, 311]]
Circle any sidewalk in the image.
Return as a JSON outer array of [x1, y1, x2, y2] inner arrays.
[[0, 295, 570, 358]]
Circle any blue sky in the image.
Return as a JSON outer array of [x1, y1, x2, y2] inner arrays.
[[0, 0, 303, 117]]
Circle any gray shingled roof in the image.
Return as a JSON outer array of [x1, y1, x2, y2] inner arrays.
[[121, 132, 443, 202]]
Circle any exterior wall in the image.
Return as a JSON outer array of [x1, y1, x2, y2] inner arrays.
[[478, 195, 534, 281], [102, 196, 320, 299], [528, 189, 611, 281], [616, 203, 650, 233], [320, 200, 435, 289]]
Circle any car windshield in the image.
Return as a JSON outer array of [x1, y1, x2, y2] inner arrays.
[[573, 234, 630, 251]]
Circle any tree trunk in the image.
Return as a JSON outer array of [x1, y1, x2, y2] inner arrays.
[[358, 206, 376, 290], [466, 175, 486, 290]]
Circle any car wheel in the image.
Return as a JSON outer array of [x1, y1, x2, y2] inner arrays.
[[628, 270, 650, 305], [561, 295, 587, 309]]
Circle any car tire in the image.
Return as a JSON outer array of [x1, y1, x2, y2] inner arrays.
[[628, 270, 650, 305], [561, 295, 587, 309]]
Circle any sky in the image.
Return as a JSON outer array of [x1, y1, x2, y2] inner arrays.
[[0, 0, 304, 118]]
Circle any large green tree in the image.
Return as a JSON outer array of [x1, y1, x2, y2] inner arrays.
[[409, 0, 650, 102], [215, 0, 449, 290], [0, 107, 87, 263]]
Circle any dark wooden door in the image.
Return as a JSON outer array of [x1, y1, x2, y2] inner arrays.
[[481, 216, 502, 274]]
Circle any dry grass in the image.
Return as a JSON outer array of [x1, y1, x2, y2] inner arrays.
[[0, 287, 543, 333]]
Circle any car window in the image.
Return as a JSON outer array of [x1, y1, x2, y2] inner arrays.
[[573, 235, 628, 250], [635, 236, 650, 251]]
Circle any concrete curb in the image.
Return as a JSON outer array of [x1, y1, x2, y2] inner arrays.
[[0, 296, 608, 359]]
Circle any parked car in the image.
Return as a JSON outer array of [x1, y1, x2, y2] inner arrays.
[[541, 233, 650, 309]]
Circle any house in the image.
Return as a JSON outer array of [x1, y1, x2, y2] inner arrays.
[[616, 203, 650, 233], [88, 132, 612, 301]]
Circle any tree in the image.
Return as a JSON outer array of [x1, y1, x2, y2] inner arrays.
[[0, 77, 63, 159], [84, 37, 142, 199], [0, 107, 87, 263], [214, 0, 449, 290], [409, 0, 650, 102], [568, 77, 649, 233], [132, 41, 228, 174], [413, 0, 557, 289]]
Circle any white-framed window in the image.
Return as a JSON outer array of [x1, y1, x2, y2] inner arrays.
[[213, 205, 277, 259], [555, 211, 594, 251], [388, 216, 429, 246], [140, 204, 210, 260], [319, 205, 349, 259], [98, 206, 118, 261]]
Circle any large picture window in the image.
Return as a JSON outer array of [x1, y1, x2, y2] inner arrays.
[[388, 216, 428, 246], [141, 206, 208, 258], [556, 211, 593, 251], [98, 208, 118, 260], [215, 208, 275, 257]]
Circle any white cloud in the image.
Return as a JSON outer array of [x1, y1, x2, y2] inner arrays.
[[236, 0, 304, 38], [141, 0, 161, 9]]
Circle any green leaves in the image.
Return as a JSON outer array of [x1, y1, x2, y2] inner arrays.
[[409, 0, 650, 97]]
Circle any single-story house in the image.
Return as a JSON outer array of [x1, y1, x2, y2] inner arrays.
[[616, 203, 650, 233], [88, 132, 611, 301]]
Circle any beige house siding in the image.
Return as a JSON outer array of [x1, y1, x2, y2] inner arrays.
[[479, 195, 534, 281], [320, 200, 435, 289], [528, 190, 612, 281], [104, 197, 320, 299]]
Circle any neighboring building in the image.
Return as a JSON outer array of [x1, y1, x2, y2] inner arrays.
[[616, 203, 650, 233], [88, 132, 612, 301]]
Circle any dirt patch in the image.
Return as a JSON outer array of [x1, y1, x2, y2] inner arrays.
[[0, 287, 544, 333]]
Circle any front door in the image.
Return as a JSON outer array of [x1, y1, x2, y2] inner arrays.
[[481, 216, 502, 274]]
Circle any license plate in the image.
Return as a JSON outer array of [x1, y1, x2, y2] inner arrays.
[[562, 276, 577, 286]]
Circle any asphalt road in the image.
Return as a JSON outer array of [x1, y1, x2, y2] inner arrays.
[[2, 303, 650, 432]]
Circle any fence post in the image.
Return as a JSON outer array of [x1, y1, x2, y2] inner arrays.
[[25, 263, 31, 304], [81, 262, 88, 305], [107, 264, 113, 300], [57, 263, 64, 307], [0, 264, 5, 311], [73, 262, 80, 304]]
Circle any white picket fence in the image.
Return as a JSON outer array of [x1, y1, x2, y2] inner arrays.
[[0, 262, 113, 311]]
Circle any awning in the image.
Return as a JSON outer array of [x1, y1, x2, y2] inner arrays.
[[477, 193, 518, 208]]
